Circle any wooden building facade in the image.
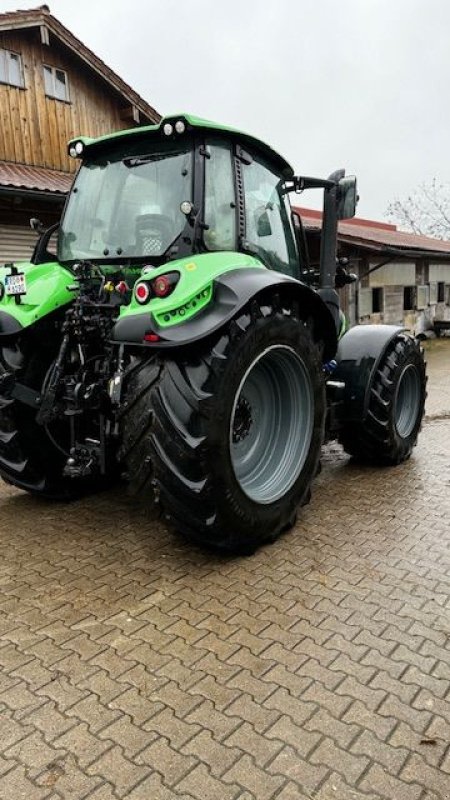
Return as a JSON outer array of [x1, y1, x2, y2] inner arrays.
[[0, 5, 160, 262]]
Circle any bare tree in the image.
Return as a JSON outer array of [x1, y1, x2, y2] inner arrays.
[[386, 179, 450, 240]]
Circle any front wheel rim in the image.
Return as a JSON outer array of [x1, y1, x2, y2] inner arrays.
[[394, 364, 421, 438], [229, 345, 314, 504]]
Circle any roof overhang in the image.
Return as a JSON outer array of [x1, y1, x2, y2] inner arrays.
[[336, 235, 450, 261], [296, 207, 450, 261], [0, 162, 72, 203], [0, 186, 66, 204]]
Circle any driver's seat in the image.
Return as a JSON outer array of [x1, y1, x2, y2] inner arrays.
[[135, 214, 173, 257]]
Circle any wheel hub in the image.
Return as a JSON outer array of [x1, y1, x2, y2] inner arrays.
[[232, 396, 253, 443]]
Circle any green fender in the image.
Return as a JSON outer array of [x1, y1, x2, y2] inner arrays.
[[0, 261, 74, 337], [112, 252, 337, 361]]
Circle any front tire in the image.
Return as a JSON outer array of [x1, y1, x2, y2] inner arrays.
[[122, 299, 325, 553], [338, 332, 426, 465]]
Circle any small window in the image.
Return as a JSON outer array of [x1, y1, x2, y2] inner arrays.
[[0, 48, 24, 88], [204, 141, 236, 251], [243, 154, 298, 276], [403, 286, 415, 310], [437, 282, 445, 303], [372, 287, 383, 313], [43, 65, 69, 101]]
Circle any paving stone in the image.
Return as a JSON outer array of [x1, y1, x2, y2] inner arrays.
[[224, 720, 283, 766], [108, 686, 161, 725], [309, 736, 369, 784], [181, 730, 240, 777], [186, 699, 241, 740], [21, 701, 75, 742], [36, 676, 88, 712], [53, 722, 112, 768], [176, 763, 240, 800], [0, 764, 52, 800], [97, 714, 154, 757], [36, 755, 102, 797], [224, 753, 286, 799], [86, 744, 151, 796], [126, 772, 188, 799], [316, 771, 385, 800], [342, 700, 397, 741], [350, 728, 409, 774], [359, 763, 423, 800], [136, 736, 196, 785], [267, 746, 329, 794], [304, 707, 360, 749], [143, 706, 201, 748], [0, 683, 45, 716], [5, 730, 66, 772]]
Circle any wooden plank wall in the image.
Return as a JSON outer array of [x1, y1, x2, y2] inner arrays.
[[0, 27, 134, 173]]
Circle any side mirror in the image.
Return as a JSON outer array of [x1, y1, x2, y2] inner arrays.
[[256, 209, 272, 237], [30, 217, 45, 233], [337, 176, 358, 220]]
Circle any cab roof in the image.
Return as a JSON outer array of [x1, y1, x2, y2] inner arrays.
[[69, 113, 294, 178]]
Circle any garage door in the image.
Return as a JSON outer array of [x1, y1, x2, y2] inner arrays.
[[0, 225, 38, 264]]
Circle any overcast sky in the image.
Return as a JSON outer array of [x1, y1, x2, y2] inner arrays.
[[3, 0, 449, 219]]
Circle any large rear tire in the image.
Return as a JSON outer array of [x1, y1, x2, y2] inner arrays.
[[121, 299, 325, 552], [338, 332, 426, 465]]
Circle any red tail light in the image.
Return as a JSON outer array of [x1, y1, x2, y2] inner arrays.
[[135, 272, 179, 305], [135, 281, 151, 304], [143, 332, 160, 342]]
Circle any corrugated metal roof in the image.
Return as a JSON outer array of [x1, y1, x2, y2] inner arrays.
[[295, 207, 450, 255], [0, 161, 72, 194], [0, 6, 160, 124], [338, 223, 450, 253]]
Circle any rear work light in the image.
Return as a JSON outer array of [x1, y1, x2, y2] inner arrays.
[[153, 275, 172, 297], [151, 271, 179, 298]]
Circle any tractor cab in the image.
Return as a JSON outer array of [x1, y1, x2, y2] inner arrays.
[[57, 114, 356, 291]]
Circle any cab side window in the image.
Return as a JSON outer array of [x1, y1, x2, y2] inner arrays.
[[243, 156, 298, 276], [204, 141, 236, 251]]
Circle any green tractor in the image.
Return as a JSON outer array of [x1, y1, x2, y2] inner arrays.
[[0, 114, 426, 552]]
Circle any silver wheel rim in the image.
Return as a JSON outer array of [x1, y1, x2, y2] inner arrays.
[[395, 364, 421, 438], [229, 345, 314, 504]]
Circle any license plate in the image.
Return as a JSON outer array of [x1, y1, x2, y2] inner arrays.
[[5, 273, 26, 296]]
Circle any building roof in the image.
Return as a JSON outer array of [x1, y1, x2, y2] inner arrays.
[[0, 5, 160, 125], [296, 207, 450, 257], [0, 161, 72, 195]]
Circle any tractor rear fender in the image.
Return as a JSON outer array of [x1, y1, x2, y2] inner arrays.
[[112, 267, 338, 361], [0, 261, 74, 340], [333, 323, 405, 422]]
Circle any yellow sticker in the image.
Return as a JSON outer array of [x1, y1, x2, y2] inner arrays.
[[185, 262, 197, 271]]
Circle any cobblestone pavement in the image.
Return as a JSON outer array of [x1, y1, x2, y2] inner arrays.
[[0, 342, 449, 800]]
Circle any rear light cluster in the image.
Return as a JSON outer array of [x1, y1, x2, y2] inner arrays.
[[134, 271, 179, 304]]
